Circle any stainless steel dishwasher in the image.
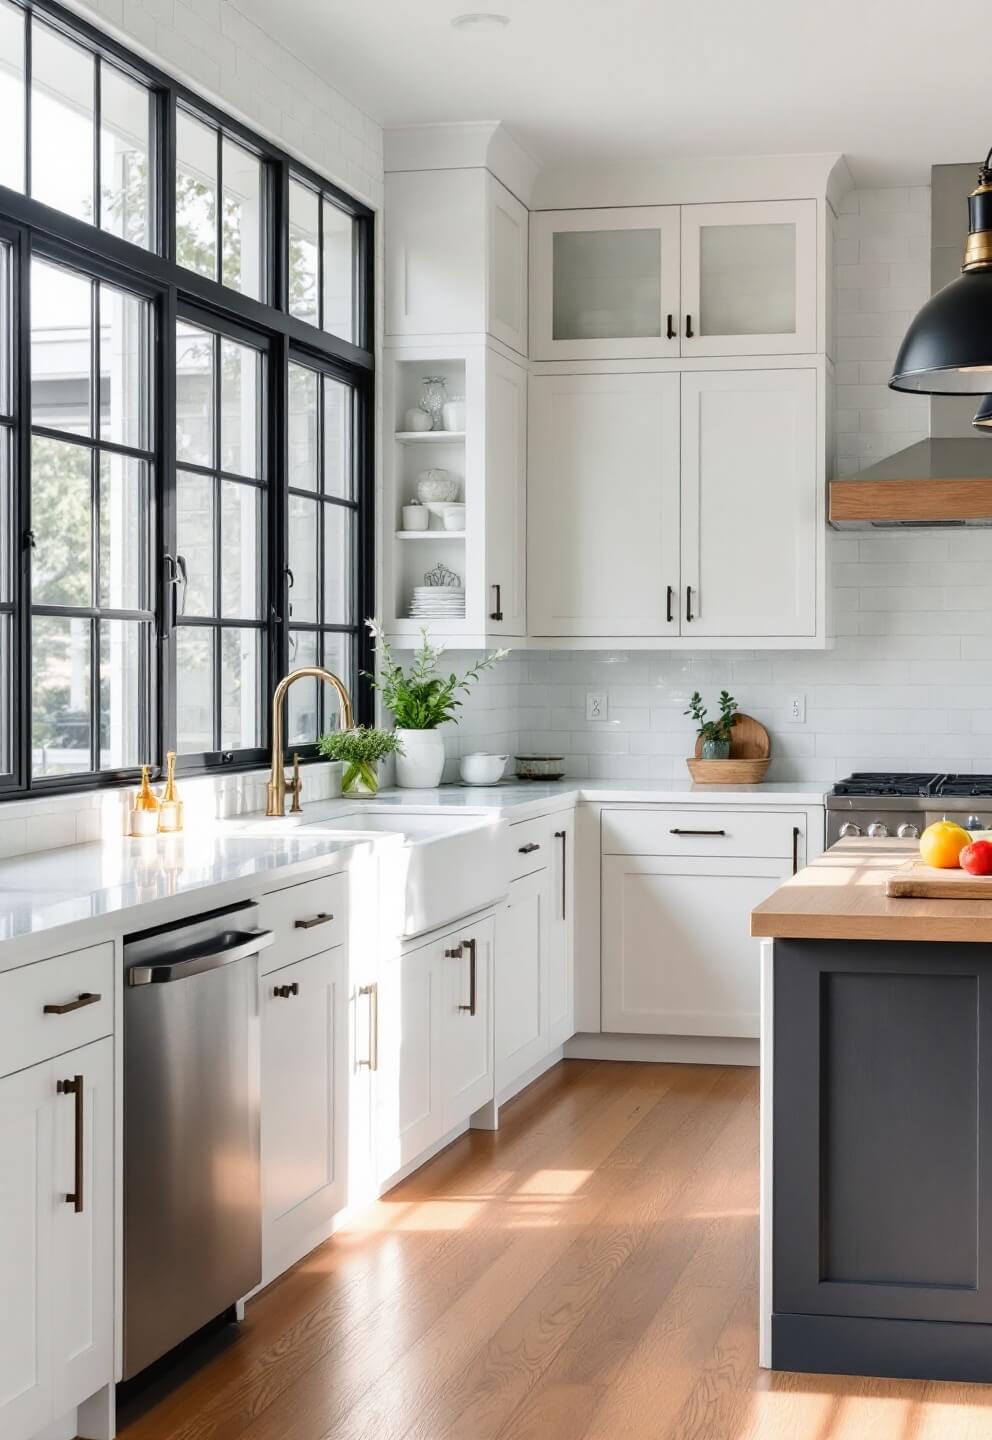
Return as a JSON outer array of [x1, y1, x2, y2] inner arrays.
[[123, 902, 272, 1380]]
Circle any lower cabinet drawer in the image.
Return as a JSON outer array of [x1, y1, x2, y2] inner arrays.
[[0, 943, 114, 1078], [258, 872, 347, 973], [509, 816, 552, 879], [601, 807, 802, 860]]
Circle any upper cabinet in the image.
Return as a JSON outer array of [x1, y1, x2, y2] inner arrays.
[[385, 169, 528, 356], [531, 198, 817, 360], [530, 207, 681, 361]]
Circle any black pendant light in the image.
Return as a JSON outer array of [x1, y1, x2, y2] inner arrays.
[[891, 148, 992, 395], [974, 395, 992, 430]]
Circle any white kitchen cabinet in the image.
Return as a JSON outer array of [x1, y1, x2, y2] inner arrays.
[[487, 175, 528, 355], [530, 206, 681, 360], [484, 348, 527, 636], [261, 947, 347, 1282], [680, 200, 817, 356], [496, 867, 551, 1092], [528, 372, 681, 637], [377, 914, 495, 1186], [0, 1037, 113, 1440], [680, 368, 818, 638], [547, 818, 575, 1050], [531, 199, 816, 359], [441, 917, 494, 1131], [385, 169, 528, 354], [602, 854, 794, 1038]]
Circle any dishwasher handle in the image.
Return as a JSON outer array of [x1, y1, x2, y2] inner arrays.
[[128, 928, 273, 986]]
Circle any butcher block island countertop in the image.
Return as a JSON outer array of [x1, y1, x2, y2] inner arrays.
[[751, 836, 992, 943]]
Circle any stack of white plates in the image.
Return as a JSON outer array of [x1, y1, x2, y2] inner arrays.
[[409, 585, 465, 619]]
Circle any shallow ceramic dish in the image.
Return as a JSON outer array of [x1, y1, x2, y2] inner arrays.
[[514, 754, 565, 782]]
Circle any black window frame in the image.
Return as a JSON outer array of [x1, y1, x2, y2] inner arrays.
[[0, 0, 375, 801]]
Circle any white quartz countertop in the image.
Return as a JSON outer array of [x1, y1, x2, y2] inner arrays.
[[0, 779, 825, 963]]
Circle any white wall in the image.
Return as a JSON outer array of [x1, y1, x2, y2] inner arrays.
[[67, 0, 383, 207], [450, 185, 992, 786]]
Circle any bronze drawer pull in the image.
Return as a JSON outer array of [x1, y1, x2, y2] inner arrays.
[[57, 1075, 84, 1213], [294, 912, 333, 930], [669, 828, 726, 836], [459, 938, 477, 1017], [555, 830, 567, 918], [518, 842, 541, 854], [273, 982, 299, 998], [44, 991, 102, 1016], [792, 825, 801, 875]]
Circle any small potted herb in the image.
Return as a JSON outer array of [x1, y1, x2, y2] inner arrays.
[[318, 725, 403, 797], [684, 690, 738, 760]]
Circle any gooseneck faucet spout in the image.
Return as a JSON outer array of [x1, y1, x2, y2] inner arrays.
[[266, 667, 355, 817]]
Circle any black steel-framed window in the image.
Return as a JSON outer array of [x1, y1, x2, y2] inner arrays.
[[284, 352, 362, 750], [29, 245, 157, 784], [0, 0, 374, 801], [170, 307, 269, 764]]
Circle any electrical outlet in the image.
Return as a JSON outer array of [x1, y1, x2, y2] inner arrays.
[[586, 692, 608, 722], [787, 694, 806, 724]]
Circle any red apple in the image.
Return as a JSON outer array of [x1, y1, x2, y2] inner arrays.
[[960, 840, 992, 877]]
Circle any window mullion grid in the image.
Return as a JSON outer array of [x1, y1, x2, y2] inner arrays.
[[15, 232, 31, 788], [23, 12, 32, 199], [215, 124, 223, 287], [212, 328, 222, 752], [93, 53, 102, 235]]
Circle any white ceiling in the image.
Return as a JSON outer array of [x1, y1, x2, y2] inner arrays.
[[234, 0, 992, 187]]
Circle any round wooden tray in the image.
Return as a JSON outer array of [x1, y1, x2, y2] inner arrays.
[[688, 713, 770, 784]]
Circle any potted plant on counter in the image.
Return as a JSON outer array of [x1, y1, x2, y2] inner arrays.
[[685, 689, 738, 759], [367, 620, 509, 789], [318, 725, 402, 797]]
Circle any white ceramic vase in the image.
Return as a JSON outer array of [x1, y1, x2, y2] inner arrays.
[[395, 728, 446, 789]]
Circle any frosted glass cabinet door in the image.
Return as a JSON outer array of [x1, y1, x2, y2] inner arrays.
[[681, 200, 817, 355], [531, 207, 680, 359]]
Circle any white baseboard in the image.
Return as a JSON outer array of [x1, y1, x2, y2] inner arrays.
[[565, 1032, 759, 1067]]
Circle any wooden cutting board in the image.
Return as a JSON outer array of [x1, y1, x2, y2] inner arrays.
[[887, 860, 992, 899], [693, 713, 770, 760]]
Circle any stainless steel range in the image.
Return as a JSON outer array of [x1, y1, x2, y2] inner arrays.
[[827, 773, 992, 846]]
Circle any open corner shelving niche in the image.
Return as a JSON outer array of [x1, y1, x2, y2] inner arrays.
[[389, 357, 471, 633]]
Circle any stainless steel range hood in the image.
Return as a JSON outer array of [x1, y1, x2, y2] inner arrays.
[[829, 163, 992, 529]]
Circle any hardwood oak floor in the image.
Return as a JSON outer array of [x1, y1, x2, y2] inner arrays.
[[117, 1060, 992, 1440]]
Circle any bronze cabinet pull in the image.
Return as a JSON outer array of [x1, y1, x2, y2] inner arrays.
[[518, 842, 540, 855], [685, 314, 694, 338], [490, 584, 503, 622], [555, 830, 567, 919], [457, 939, 477, 1017], [666, 313, 676, 340], [669, 828, 726, 836], [358, 983, 378, 1071], [685, 586, 694, 623], [57, 1075, 84, 1213], [792, 825, 801, 876], [273, 982, 299, 998], [44, 991, 101, 1016], [294, 912, 333, 930], [666, 585, 674, 624]]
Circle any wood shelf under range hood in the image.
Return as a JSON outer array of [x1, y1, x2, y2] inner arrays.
[[829, 476, 992, 528]]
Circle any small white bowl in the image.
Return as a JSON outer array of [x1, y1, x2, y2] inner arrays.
[[442, 505, 466, 531], [460, 752, 508, 785]]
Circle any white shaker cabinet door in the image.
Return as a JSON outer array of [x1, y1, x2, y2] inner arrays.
[[602, 854, 792, 1038], [261, 948, 347, 1280], [487, 175, 528, 356], [528, 372, 681, 637], [680, 368, 818, 639], [680, 199, 817, 356], [441, 917, 495, 1131], [0, 1060, 54, 1440], [496, 868, 550, 1092], [376, 939, 443, 1184], [385, 169, 487, 337], [485, 349, 527, 636]]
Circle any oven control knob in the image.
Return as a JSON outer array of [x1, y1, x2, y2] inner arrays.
[[897, 823, 920, 839], [838, 821, 862, 838], [867, 822, 890, 838], [965, 815, 984, 832]]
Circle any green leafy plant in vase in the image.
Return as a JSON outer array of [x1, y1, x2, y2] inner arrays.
[[684, 689, 738, 760], [367, 620, 509, 789], [318, 725, 403, 797]]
